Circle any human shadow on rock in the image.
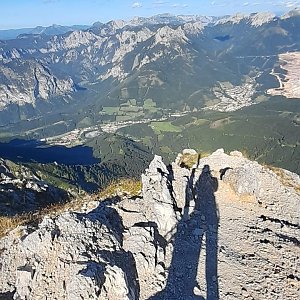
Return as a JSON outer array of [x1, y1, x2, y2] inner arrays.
[[149, 164, 219, 300]]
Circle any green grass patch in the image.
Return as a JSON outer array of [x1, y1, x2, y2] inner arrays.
[[102, 107, 120, 115], [150, 121, 182, 134], [143, 99, 157, 108], [116, 115, 133, 122], [141, 136, 152, 147], [160, 146, 172, 154], [143, 99, 158, 113], [193, 118, 210, 126], [120, 106, 140, 112]]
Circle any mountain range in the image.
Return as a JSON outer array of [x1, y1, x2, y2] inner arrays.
[[0, 10, 299, 300], [0, 10, 299, 175], [0, 24, 90, 40], [0, 10, 299, 125], [0, 14, 219, 40]]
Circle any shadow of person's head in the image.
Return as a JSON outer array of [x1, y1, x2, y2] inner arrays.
[[203, 164, 210, 173], [198, 164, 218, 192]]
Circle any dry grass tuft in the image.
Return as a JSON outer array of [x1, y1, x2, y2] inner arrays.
[[179, 153, 199, 169], [97, 178, 142, 199], [265, 165, 300, 194], [178, 152, 210, 169], [0, 214, 33, 238], [240, 149, 250, 159], [0, 200, 79, 239], [0, 192, 91, 238], [0, 178, 142, 238]]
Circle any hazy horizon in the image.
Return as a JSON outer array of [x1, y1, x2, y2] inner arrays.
[[0, 0, 299, 30]]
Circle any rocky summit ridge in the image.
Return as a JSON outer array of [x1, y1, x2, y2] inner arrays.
[[0, 158, 69, 216], [0, 149, 299, 299]]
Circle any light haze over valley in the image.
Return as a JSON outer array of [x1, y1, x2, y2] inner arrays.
[[0, 1, 299, 300]]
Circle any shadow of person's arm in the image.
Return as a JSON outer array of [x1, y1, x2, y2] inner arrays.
[[211, 176, 218, 193]]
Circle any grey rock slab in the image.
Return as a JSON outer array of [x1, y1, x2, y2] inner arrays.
[[0, 149, 299, 299]]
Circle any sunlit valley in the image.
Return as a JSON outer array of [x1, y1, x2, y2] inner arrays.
[[0, 2, 299, 299]]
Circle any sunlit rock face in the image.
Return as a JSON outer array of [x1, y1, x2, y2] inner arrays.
[[1, 10, 299, 125], [0, 150, 299, 299], [0, 158, 69, 216], [0, 60, 75, 109]]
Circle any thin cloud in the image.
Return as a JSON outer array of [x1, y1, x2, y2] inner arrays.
[[132, 2, 142, 8], [153, 0, 169, 6], [275, 0, 300, 8], [43, 0, 60, 3], [211, 1, 227, 7], [152, 1, 187, 9], [171, 3, 188, 8]]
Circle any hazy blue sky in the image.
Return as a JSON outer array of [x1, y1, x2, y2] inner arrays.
[[1, 0, 299, 29]]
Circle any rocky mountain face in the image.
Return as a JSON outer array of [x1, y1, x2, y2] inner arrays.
[[0, 149, 299, 299], [0, 12, 299, 125], [0, 158, 69, 216], [0, 25, 90, 41], [0, 59, 76, 109]]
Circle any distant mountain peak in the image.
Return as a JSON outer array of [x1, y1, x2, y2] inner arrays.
[[281, 7, 300, 19], [107, 19, 126, 29], [217, 12, 275, 27], [91, 21, 103, 27], [249, 12, 276, 27]]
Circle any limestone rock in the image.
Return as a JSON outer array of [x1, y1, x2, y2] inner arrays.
[[223, 162, 262, 196], [0, 60, 75, 109], [141, 155, 178, 238], [0, 159, 69, 216], [0, 203, 139, 300], [171, 161, 190, 210], [0, 150, 299, 300]]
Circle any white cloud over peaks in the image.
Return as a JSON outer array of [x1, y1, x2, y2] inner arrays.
[[153, 0, 169, 5], [211, 1, 227, 7], [132, 2, 142, 8], [285, 1, 300, 8], [274, 0, 300, 8], [209, 0, 299, 9], [152, 1, 187, 8], [171, 3, 188, 8]]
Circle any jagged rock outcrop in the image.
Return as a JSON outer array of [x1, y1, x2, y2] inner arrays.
[[0, 10, 299, 126], [0, 60, 75, 109], [0, 205, 139, 300], [0, 158, 69, 216], [141, 155, 178, 238], [0, 150, 299, 299], [217, 12, 275, 27]]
